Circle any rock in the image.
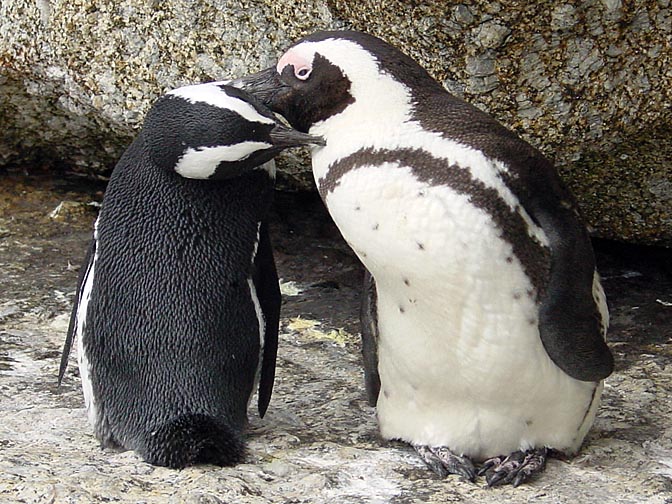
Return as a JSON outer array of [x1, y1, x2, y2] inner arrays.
[[1, 174, 672, 503], [1, 1, 671, 245], [48, 200, 100, 221]]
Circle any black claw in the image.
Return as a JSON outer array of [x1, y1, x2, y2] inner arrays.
[[477, 456, 501, 477], [512, 472, 527, 488], [457, 464, 477, 483], [428, 461, 450, 478], [414, 445, 449, 478], [435, 447, 476, 482], [486, 467, 514, 487]]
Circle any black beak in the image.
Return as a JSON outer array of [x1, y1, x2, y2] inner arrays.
[[233, 67, 325, 147], [270, 124, 325, 148], [230, 67, 287, 109]]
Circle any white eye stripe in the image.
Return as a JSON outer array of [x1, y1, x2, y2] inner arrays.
[[278, 49, 314, 80], [168, 83, 275, 125]]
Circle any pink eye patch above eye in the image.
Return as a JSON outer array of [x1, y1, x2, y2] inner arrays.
[[277, 50, 312, 80]]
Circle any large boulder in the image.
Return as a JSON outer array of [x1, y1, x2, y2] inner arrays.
[[1, 0, 671, 245]]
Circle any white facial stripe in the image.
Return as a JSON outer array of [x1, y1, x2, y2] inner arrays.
[[289, 39, 408, 125], [286, 39, 382, 88], [277, 50, 313, 77], [168, 82, 275, 125], [295, 38, 548, 246], [175, 142, 272, 179]]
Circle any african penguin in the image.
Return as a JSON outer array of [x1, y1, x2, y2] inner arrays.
[[58, 82, 324, 468], [237, 31, 613, 486]]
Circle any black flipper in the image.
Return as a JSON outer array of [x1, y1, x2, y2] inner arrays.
[[416, 93, 613, 383], [253, 221, 281, 418], [360, 269, 381, 406], [520, 155, 613, 382], [58, 237, 96, 387]]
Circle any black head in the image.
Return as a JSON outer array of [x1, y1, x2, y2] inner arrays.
[[142, 82, 323, 179]]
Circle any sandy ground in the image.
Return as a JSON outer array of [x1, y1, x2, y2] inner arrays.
[[1, 173, 671, 503]]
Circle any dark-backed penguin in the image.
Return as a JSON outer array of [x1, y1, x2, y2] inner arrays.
[[237, 31, 613, 486], [58, 82, 323, 468]]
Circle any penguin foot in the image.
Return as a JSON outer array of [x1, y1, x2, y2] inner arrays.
[[479, 447, 548, 487], [413, 444, 476, 482]]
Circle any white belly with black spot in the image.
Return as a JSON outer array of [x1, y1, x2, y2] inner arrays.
[[322, 163, 600, 459]]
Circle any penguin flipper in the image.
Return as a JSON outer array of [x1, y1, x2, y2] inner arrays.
[[519, 157, 613, 382], [254, 222, 280, 418], [414, 95, 612, 381], [58, 237, 96, 386], [360, 269, 381, 406]]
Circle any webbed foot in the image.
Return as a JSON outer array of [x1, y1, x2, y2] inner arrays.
[[413, 444, 476, 482], [479, 447, 548, 487]]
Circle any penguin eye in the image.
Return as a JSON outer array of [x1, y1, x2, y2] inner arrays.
[[294, 66, 312, 81]]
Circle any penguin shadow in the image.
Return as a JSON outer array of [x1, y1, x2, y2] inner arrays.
[[590, 238, 672, 446], [593, 238, 672, 369], [243, 327, 381, 458]]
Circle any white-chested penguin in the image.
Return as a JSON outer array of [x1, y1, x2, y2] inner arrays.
[[58, 82, 324, 468], [238, 31, 614, 486]]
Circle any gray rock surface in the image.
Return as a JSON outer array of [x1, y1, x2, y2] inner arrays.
[[1, 175, 671, 503], [1, 1, 671, 244]]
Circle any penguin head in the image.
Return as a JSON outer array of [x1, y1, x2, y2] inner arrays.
[[142, 82, 324, 180], [235, 31, 443, 135]]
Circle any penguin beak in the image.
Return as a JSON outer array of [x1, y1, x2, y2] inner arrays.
[[269, 124, 325, 148], [233, 66, 315, 136], [231, 67, 288, 110], [233, 69, 325, 146]]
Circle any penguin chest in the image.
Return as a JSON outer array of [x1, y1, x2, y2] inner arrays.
[[322, 161, 544, 359], [322, 162, 534, 296], [320, 162, 598, 458]]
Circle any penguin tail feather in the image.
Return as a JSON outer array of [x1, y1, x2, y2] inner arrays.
[[141, 413, 245, 469]]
